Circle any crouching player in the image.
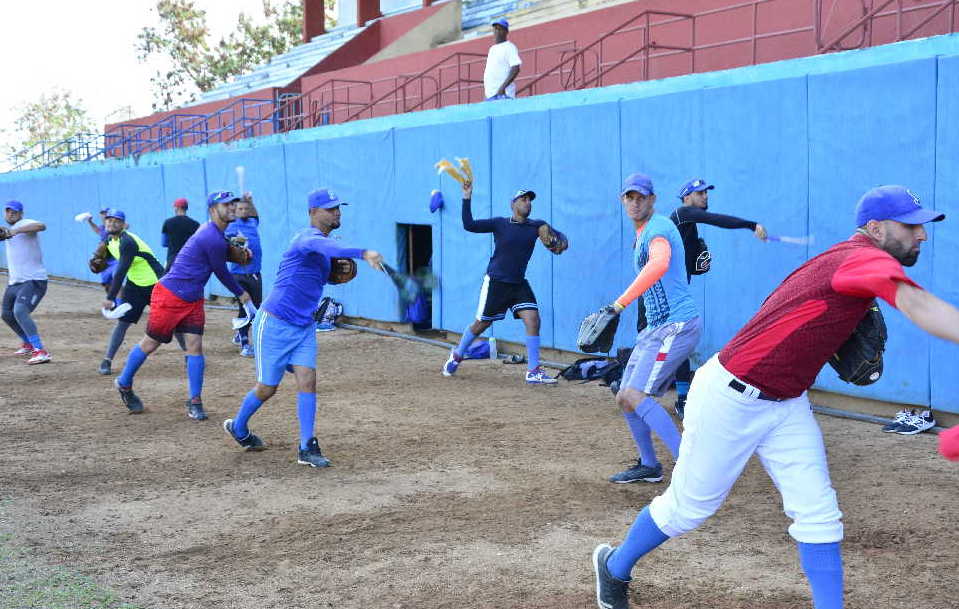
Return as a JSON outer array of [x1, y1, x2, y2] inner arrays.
[[223, 188, 383, 467]]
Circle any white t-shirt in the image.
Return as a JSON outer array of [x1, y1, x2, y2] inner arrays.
[[5, 219, 48, 284], [484, 41, 522, 99]]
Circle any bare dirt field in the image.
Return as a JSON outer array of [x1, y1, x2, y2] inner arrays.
[[2, 280, 957, 609]]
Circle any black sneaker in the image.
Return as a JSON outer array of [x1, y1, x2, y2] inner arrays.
[[186, 400, 208, 421], [114, 378, 144, 414], [98, 358, 112, 376], [674, 395, 687, 420], [896, 410, 935, 435], [608, 459, 663, 484], [592, 543, 630, 609], [297, 437, 332, 468], [223, 419, 265, 451], [882, 408, 914, 432]]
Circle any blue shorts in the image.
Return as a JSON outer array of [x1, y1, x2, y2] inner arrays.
[[252, 310, 316, 386], [622, 316, 702, 397]]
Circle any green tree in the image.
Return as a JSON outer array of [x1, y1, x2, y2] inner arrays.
[[137, 0, 334, 111], [5, 90, 96, 169]]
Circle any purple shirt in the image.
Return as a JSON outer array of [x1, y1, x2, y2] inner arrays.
[[262, 227, 365, 326], [160, 221, 244, 302]]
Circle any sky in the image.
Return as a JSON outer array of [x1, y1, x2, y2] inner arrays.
[[0, 0, 279, 155]]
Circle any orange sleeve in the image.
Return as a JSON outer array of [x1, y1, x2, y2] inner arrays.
[[615, 237, 671, 308]]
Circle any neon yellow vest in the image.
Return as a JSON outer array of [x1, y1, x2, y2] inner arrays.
[[107, 231, 160, 287]]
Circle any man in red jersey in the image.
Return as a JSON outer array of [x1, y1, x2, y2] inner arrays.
[[592, 185, 957, 609]]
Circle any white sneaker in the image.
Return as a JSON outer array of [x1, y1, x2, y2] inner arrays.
[[442, 349, 461, 377], [525, 366, 557, 385], [13, 343, 32, 356], [882, 408, 914, 433], [26, 349, 51, 365], [896, 410, 935, 435]]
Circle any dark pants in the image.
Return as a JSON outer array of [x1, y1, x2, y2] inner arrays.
[[2, 280, 47, 342]]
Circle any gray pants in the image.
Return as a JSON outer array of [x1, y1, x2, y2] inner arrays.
[[2, 280, 47, 342]]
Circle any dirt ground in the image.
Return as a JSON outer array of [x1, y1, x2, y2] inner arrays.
[[2, 280, 957, 609]]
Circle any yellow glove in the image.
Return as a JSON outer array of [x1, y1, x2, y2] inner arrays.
[[435, 159, 466, 184]]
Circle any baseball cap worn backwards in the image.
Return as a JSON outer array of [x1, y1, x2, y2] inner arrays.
[[105, 208, 126, 221], [492, 18, 509, 30], [4, 200, 23, 212], [512, 189, 536, 202], [855, 185, 945, 227], [308, 188, 349, 209], [207, 191, 241, 207], [621, 173, 654, 197], [678, 178, 714, 199]]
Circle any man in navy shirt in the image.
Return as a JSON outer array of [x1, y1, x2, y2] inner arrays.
[[225, 193, 262, 357], [114, 191, 251, 420], [161, 197, 200, 272], [223, 188, 382, 468], [441, 178, 564, 384]]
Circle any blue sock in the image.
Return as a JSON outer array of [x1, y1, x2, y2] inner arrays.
[[798, 542, 843, 609], [525, 335, 540, 370], [26, 334, 43, 350], [623, 410, 658, 467], [233, 390, 263, 438], [186, 354, 205, 401], [239, 325, 250, 347], [454, 328, 477, 358], [297, 392, 317, 449], [635, 397, 682, 458], [606, 506, 669, 581], [118, 344, 148, 387], [675, 381, 690, 398]]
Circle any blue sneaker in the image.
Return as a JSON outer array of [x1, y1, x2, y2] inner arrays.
[[297, 438, 331, 468], [240, 344, 254, 358], [608, 459, 663, 484], [592, 543, 630, 609], [882, 408, 914, 433], [223, 418, 265, 451], [186, 399, 208, 421], [316, 321, 335, 332], [525, 366, 557, 385], [442, 349, 462, 377]]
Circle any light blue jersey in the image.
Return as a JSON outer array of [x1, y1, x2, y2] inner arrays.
[[635, 214, 698, 327]]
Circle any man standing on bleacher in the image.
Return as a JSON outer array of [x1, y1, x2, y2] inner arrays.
[[484, 18, 521, 101]]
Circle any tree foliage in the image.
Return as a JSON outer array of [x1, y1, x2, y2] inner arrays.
[[137, 0, 332, 111], [5, 90, 96, 168]]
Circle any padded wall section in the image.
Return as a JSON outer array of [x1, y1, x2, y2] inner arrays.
[[701, 77, 809, 363], [160, 160, 209, 268], [549, 102, 623, 352], [808, 58, 938, 405], [931, 55, 959, 413], [490, 111, 553, 346]]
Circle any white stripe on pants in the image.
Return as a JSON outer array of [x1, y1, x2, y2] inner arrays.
[[649, 355, 843, 544]]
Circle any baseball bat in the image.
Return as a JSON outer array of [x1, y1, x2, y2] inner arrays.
[[767, 234, 814, 245], [236, 165, 246, 197]]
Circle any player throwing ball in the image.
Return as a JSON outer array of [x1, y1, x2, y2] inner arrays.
[[113, 191, 251, 418], [223, 188, 382, 468], [442, 178, 565, 384], [592, 185, 959, 609]]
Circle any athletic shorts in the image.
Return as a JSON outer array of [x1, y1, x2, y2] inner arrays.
[[2, 280, 47, 315], [145, 282, 204, 343], [233, 273, 263, 314], [622, 316, 702, 397], [252, 310, 316, 386], [475, 275, 537, 321], [119, 282, 155, 324]]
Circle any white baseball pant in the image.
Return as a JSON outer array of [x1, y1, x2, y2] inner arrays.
[[649, 355, 843, 544]]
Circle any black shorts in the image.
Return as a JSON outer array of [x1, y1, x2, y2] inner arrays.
[[233, 273, 263, 315], [476, 276, 537, 321], [120, 282, 155, 324]]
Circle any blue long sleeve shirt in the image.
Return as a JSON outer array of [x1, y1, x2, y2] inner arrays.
[[225, 216, 262, 274], [160, 221, 245, 302], [462, 197, 545, 284]]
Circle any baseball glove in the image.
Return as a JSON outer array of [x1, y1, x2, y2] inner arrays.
[[827, 301, 886, 385], [328, 258, 357, 285], [88, 241, 110, 273], [0, 226, 11, 241], [577, 305, 621, 353], [538, 224, 569, 255], [226, 244, 253, 265]]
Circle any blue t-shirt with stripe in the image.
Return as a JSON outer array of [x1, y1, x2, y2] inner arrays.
[[635, 214, 698, 327]]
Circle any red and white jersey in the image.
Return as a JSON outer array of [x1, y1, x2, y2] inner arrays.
[[718, 233, 918, 399]]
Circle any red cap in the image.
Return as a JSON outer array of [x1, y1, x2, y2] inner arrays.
[[173, 198, 188, 209]]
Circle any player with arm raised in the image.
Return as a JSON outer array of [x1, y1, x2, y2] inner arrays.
[[223, 188, 382, 468], [1, 201, 50, 364], [225, 193, 263, 357]]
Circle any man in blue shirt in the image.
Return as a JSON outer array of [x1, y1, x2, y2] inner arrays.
[[223, 188, 383, 468], [441, 178, 565, 384], [113, 191, 252, 420], [225, 193, 263, 357]]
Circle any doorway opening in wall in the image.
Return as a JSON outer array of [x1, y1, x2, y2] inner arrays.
[[396, 223, 433, 332]]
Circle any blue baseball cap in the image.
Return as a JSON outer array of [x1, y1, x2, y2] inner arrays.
[[620, 173, 654, 197], [308, 188, 349, 209], [512, 189, 536, 202], [4, 200, 23, 213], [855, 185, 944, 227], [207, 191, 241, 207], [678, 178, 714, 199], [492, 18, 509, 30], [104, 208, 126, 221]]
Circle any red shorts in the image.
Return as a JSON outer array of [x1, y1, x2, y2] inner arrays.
[[146, 282, 205, 343]]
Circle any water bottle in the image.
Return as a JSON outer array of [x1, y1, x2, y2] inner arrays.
[[489, 337, 498, 360]]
